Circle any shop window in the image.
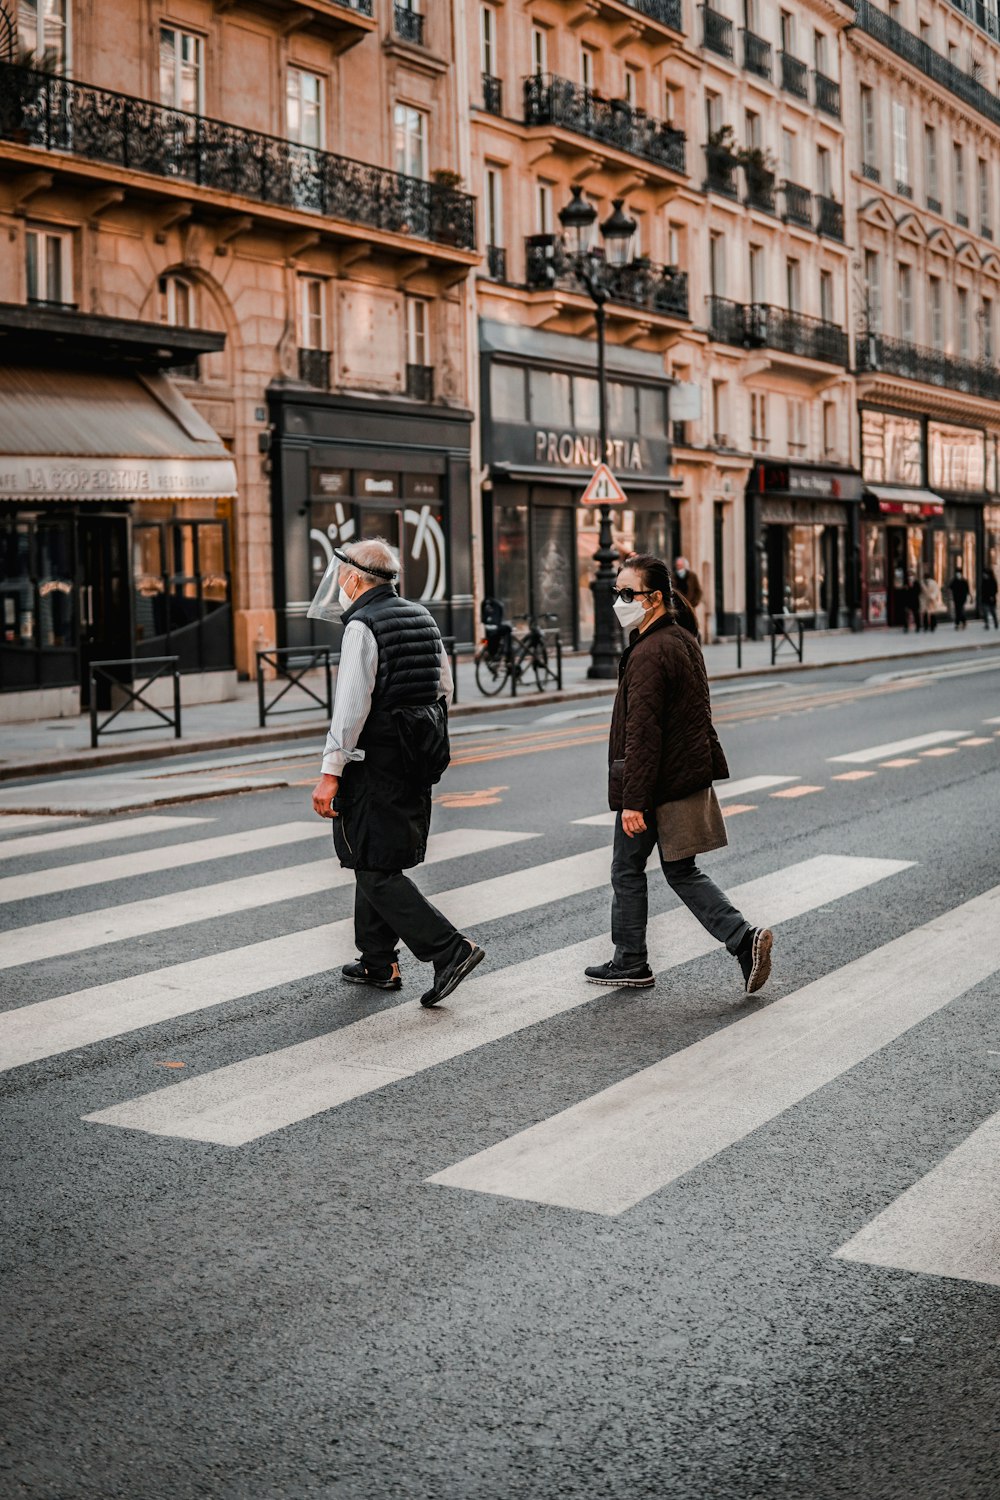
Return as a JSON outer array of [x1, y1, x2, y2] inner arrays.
[[393, 104, 427, 179], [494, 503, 530, 620], [133, 520, 233, 672], [608, 382, 638, 436], [25, 225, 73, 308], [160, 26, 204, 113], [18, 0, 70, 70], [529, 368, 571, 427], [0, 513, 76, 692], [491, 363, 526, 423], [573, 376, 600, 431], [287, 67, 325, 150], [639, 387, 666, 438]]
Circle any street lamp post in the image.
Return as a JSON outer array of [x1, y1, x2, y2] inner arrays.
[[557, 186, 637, 680]]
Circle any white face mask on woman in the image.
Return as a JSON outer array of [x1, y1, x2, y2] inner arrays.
[[612, 596, 647, 632]]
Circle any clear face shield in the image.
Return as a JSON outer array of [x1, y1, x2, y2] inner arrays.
[[306, 547, 354, 624]]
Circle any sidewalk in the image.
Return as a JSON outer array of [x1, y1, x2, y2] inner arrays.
[[2, 623, 998, 783]]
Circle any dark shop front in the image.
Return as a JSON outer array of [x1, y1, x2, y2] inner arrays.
[[268, 388, 474, 647], [479, 321, 677, 649], [746, 462, 863, 637]]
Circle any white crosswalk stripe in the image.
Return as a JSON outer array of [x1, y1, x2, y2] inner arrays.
[[0, 822, 324, 905], [82, 855, 907, 1147], [429, 881, 1000, 1216], [0, 828, 533, 971], [0, 813, 211, 860], [0, 814, 73, 835], [828, 730, 970, 764], [2, 843, 607, 1073], [573, 775, 800, 827], [834, 1110, 1000, 1288]]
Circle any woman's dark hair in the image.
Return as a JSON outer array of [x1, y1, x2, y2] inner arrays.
[[624, 553, 700, 637]]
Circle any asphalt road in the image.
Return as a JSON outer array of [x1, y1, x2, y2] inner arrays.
[[3, 646, 1000, 1500]]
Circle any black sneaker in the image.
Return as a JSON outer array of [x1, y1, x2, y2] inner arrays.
[[737, 928, 773, 995], [342, 960, 402, 992], [584, 959, 655, 989], [420, 939, 486, 1007]]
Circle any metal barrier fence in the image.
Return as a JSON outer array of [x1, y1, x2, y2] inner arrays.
[[256, 637, 459, 726], [89, 656, 181, 748], [770, 614, 805, 664]]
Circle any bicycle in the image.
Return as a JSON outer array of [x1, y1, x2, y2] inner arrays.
[[474, 600, 558, 696]]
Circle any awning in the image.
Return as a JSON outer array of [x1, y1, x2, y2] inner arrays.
[[865, 485, 945, 517], [490, 463, 683, 493], [0, 367, 237, 502]]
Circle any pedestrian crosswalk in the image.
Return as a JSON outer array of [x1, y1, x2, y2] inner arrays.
[[4, 794, 1000, 1291]]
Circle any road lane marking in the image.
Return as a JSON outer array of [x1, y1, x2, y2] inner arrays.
[[770, 786, 823, 799], [83, 855, 909, 1148], [0, 823, 325, 906], [573, 776, 800, 826], [2, 843, 605, 1073], [957, 737, 991, 746], [721, 804, 756, 817], [880, 759, 920, 769], [430, 876, 1000, 1220], [832, 771, 877, 781], [835, 1110, 1000, 1288], [0, 814, 211, 860], [920, 746, 959, 757], [0, 829, 532, 972], [829, 731, 970, 764]]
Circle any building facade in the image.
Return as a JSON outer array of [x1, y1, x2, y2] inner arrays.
[[0, 0, 477, 718]]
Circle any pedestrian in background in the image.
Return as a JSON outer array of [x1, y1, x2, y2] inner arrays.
[[981, 564, 999, 629], [673, 556, 703, 611], [902, 574, 921, 633], [310, 538, 484, 1007], [949, 564, 971, 629], [920, 573, 941, 633], [585, 553, 773, 997]]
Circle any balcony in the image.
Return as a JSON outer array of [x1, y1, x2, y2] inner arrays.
[[482, 73, 503, 115], [927, 193, 942, 211], [780, 52, 809, 98], [523, 75, 686, 175], [984, 225, 994, 240], [950, 0, 1000, 44], [298, 348, 331, 388], [782, 181, 813, 227], [701, 5, 735, 57], [486, 244, 507, 280], [741, 29, 773, 79], [704, 143, 739, 196], [393, 3, 424, 44], [957, 210, 970, 227], [525, 235, 689, 320], [855, 1, 1000, 131], [896, 180, 914, 199], [405, 363, 435, 400], [816, 194, 844, 239], [744, 167, 777, 214], [707, 296, 849, 366], [0, 63, 476, 252], [813, 71, 841, 118], [624, 0, 684, 30], [862, 161, 881, 183], [857, 330, 1000, 401]]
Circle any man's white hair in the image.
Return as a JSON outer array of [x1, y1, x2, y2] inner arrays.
[[342, 537, 400, 581]]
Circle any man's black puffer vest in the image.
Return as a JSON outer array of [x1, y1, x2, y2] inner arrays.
[[343, 585, 442, 746]]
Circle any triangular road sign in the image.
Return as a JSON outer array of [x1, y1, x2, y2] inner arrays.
[[580, 462, 628, 506]]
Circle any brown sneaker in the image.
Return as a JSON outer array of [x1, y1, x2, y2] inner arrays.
[[737, 928, 773, 995]]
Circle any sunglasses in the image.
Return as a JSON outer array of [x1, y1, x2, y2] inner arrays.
[[612, 587, 654, 604]]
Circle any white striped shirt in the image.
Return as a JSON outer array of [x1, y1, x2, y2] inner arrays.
[[321, 619, 454, 776]]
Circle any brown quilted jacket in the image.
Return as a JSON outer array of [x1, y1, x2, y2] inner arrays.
[[608, 615, 729, 811]]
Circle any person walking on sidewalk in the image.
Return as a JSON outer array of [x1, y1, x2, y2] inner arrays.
[[981, 565, 999, 629], [950, 564, 971, 629], [920, 573, 941, 633], [310, 538, 484, 1007], [902, 574, 922, 633], [584, 553, 773, 996]]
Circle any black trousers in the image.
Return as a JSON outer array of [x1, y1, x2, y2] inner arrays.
[[354, 867, 463, 971]]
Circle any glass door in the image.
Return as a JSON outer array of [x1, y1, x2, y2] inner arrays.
[[77, 514, 131, 708]]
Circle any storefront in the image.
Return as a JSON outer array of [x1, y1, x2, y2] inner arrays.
[[268, 388, 473, 647], [480, 320, 678, 649], [0, 353, 237, 718], [745, 462, 862, 637], [859, 407, 985, 625]]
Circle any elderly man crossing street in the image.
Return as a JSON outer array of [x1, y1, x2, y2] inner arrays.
[[310, 538, 484, 1006]]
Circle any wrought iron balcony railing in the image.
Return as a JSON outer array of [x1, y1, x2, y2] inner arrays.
[[855, 1, 1000, 130], [393, 4, 424, 44], [949, 0, 1000, 44], [486, 244, 507, 280], [701, 5, 734, 57], [927, 193, 941, 211], [334, 0, 374, 13], [525, 235, 689, 319], [862, 161, 881, 182], [816, 194, 844, 239], [745, 168, 777, 214], [523, 74, 686, 174], [741, 29, 773, 79], [780, 52, 809, 97], [298, 348, 331, 388], [813, 71, 841, 117], [627, 0, 684, 30], [857, 330, 1000, 400], [896, 180, 914, 199], [983, 224, 994, 240], [405, 363, 435, 401], [0, 62, 476, 251], [704, 144, 739, 197], [707, 296, 849, 366], [957, 210, 970, 227], [482, 73, 503, 115], [782, 181, 813, 226]]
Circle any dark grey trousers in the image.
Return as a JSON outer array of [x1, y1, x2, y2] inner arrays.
[[610, 813, 750, 969], [354, 867, 464, 971]]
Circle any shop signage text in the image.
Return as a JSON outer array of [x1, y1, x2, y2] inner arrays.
[[757, 464, 862, 501], [535, 431, 643, 471], [0, 455, 238, 500], [877, 500, 944, 517]]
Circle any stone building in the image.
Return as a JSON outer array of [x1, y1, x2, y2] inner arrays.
[[0, 0, 477, 719]]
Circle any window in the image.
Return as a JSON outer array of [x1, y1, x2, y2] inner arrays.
[[705, 90, 722, 137], [480, 5, 497, 76], [817, 145, 832, 197], [744, 109, 761, 151], [484, 166, 503, 248], [711, 379, 727, 444], [17, 0, 69, 70], [861, 86, 877, 169], [814, 30, 827, 72], [788, 397, 807, 455], [980, 157, 991, 232], [667, 221, 684, 268], [298, 277, 326, 350], [919, 17, 931, 42], [897, 263, 913, 339], [663, 85, 677, 122], [865, 248, 882, 331], [25, 225, 71, 306], [930, 276, 943, 349], [819, 269, 834, 323], [983, 297, 994, 360], [780, 10, 795, 53], [750, 392, 768, 453], [286, 68, 324, 149], [709, 231, 726, 297], [536, 179, 553, 233], [159, 26, 204, 113], [749, 243, 764, 304], [393, 104, 427, 179], [954, 142, 967, 221], [624, 68, 639, 106], [744, 0, 760, 32], [786, 257, 801, 311], [161, 273, 197, 327], [580, 46, 595, 89], [781, 128, 796, 180], [958, 286, 970, 356], [892, 100, 909, 189], [531, 25, 547, 75], [407, 297, 430, 368], [822, 400, 837, 457], [925, 125, 938, 201]]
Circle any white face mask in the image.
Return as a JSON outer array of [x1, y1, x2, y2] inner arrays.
[[338, 576, 355, 613], [613, 597, 647, 632]]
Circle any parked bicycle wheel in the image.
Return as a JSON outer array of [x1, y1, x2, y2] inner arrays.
[[514, 634, 548, 692], [474, 644, 511, 696]]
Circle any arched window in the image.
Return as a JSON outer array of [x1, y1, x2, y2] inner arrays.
[[161, 274, 197, 328]]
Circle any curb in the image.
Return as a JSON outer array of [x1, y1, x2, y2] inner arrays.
[[2, 634, 998, 784]]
